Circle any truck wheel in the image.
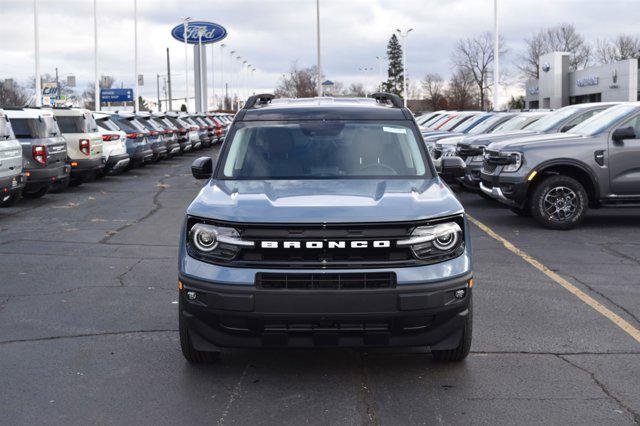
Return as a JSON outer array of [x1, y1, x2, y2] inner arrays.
[[0, 191, 20, 207], [22, 186, 49, 199], [179, 301, 221, 363], [431, 299, 472, 362], [531, 175, 588, 230]]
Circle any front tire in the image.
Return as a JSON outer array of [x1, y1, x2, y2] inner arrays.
[[531, 175, 588, 230], [22, 186, 49, 199], [431, 298, 472, 362], [179, 299, 221, 363]]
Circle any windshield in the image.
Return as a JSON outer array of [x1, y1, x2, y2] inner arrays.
[[455, 114, 490, 133], [525, 107, 580, 132], [219, 121, 431, 180], [494, 114, 538, 132], [468, 114, 510, 135], [10, 116, 60, 138], [96, 117, 120, 132], [56, 114, 98, 133], [440, 114, 472, 131], [570, 105, 638, 136]]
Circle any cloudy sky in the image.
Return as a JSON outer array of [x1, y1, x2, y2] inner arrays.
[[1, 0, 639, 105]]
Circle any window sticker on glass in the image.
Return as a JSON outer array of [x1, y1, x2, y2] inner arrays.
[[383, 126, 407, 134]]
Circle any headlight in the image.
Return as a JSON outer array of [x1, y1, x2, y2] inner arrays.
[[441, 145, 457, 157], [187, 222, 253, 261], [502, 152, 522, 172], [397, 221, 464, 261]]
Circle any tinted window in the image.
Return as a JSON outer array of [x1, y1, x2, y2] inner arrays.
[[96, 117, 120, 132], [9, 117, 58, 138], [56, 115, 98, 133], [571, 105, 638, 136], [219, 121, 430, 179]]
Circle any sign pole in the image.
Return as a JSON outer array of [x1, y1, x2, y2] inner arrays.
[[33, 0, 41, 107], [182, 17, 191, 110], [316, 0, 322, 97], [133, 0, 139, 111], [493, 0, 499, 111], [93, 0, 99, 111]]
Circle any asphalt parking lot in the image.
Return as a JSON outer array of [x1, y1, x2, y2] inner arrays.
[[1, 147, 639, 425]]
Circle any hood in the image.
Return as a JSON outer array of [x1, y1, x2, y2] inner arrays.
[[435, 135, 464, 147], [459, 130, 538, 147], [423, 132, 463, 143], [488, 132, 585, 151], [187, 179, 464, 223]]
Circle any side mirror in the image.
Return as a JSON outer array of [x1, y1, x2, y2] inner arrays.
[[612, 126, 636, 143], [439, 156, 466, 180], [191, 156, 213, 179], [560, 123, 576, 133]]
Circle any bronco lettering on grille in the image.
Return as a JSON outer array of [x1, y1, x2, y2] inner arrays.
[[260, 241, 392, 249]]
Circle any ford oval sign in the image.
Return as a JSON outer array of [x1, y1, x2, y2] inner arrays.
[[171, 21, 227, 45]]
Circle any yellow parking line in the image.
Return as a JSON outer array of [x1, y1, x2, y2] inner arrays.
[[467, 214, 640, 344]]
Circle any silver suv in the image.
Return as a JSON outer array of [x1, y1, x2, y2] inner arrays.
[[0, 109, 24, 207]]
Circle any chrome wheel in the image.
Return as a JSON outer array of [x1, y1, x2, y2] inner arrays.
[[543, 186, 578, 221]]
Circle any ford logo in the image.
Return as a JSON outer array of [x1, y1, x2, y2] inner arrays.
[[171, 21, 227, 45]]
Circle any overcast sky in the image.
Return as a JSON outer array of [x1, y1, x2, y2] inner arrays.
[[1, 0, 639, 105]]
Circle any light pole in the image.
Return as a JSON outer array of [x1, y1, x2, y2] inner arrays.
[[358, 67, 373, 96], [235, 56, 242, 109], [396, 28, 413, 107], [198, 28, 206, 112], [229, 50, 235, 107], [209, 43, 215, 109], [182, 17, 191, 109], [242, 60, 248, 101], [93, 0, 99, 111], [316, 0, 322, 97], [134, 0, 139, 111], [33, 0, 41, 107], [219, 43, 226, 109], [493, 0, 499, 111], [251, 67, 256, 96]]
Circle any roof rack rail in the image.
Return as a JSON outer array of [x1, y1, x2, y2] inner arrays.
[[244, 93, 275, 109], [369, 92, 403, 108]]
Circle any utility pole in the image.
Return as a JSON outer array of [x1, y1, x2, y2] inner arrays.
[[210, 43, 215, 109], [396, 28, 413, 108], [166, 47, 172, 110], [156, 74, 161, 111], [493, 0, 500, 111], [182, 17, 191, 110], [33, 0, 41, 107], [133, 0, 139, 111], [55, 67, 60, 103], [93, 0, 99, 111], [219, 43, 226, 110], [316, 0, 322, 97]]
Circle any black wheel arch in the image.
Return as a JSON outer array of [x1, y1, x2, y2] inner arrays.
[[527, 159, 600, 206]]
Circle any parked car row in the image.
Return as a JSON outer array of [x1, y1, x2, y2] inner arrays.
[[0, 107, 233, 207], [420, 102, 640, 229]]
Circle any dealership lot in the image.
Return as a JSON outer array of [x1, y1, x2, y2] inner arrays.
[[1, 147, 639, 424]]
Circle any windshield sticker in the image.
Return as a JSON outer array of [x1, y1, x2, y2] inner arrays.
[[383, 126, 407, 134]]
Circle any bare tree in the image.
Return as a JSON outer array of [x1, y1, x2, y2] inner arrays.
[[0, 79, 30, 107], [518, 23, 591, 79], [82, 75, 115, 110], [451, 31, 505, 110], [346, 83, 366, 97], [422, 73, 446, 111], [274, 63, 318, 98], [596, 34, 640, 63], [445, 70, 478, 111]]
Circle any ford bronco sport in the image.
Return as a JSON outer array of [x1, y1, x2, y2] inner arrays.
[[481, 103, 640, 229], [178, 93, 473, 363], [0, 109, 24, 207]]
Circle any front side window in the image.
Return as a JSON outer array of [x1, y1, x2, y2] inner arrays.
[[571, 105, 638, 136], [219, 121, 430, 180], [526, 107, 583, 132]]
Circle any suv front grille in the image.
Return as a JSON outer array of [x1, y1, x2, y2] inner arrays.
[[256, 272, 397, 289]]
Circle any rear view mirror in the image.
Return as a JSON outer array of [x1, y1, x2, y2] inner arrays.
[[612, 126, 636, 143], [439, 156, 466, 180], [191, 157, 213, 179]]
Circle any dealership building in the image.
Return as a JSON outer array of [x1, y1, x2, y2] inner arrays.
[[524, 52, 639, 109]]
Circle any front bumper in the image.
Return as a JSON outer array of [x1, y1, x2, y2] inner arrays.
[[131, 148, 154, 165], [179, 272, 472, 350], [480, 171, 530, 207], [24, 164, 70, 190]]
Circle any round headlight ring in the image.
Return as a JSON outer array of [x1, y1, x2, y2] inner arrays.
[[191, 224, 219, 252], [433, 231, 460, 251]]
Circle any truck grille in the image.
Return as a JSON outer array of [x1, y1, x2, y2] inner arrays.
[[256, 272, 397, 289]]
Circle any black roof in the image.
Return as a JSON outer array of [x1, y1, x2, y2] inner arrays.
[[238, 95, 411, 121]]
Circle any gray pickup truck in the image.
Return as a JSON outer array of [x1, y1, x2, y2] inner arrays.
[[480, 103, 640, 229], [178, 93, 473, 363]]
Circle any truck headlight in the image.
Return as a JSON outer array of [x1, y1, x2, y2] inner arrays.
[[441, 146, 457, 157], [397, 221, 464, 261], [502, 152, 522, 173], [187, 222, 253, 261]]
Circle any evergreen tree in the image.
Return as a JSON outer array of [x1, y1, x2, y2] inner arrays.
[[384, 34, 404, 97]]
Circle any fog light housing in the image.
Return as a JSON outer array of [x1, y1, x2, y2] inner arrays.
[[187, 291, 197, 300], [454, 289, 466, 299]]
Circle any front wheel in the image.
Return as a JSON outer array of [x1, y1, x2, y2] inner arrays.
[[431, 299, 472, 362], [531, 175, 588, 230], [22, 186, 49, 199], [179, 299, 221, 363]]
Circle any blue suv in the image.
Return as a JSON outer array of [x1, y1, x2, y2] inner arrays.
[[178, 93, 473, 363]]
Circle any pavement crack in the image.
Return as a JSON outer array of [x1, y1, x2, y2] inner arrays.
[[0, 329, 178, 345], [217, 363, 250, 426], [598, 243, 640, 266], [357, 352, 380, 426], [117, 259, 144, 286], [0, 284, 175, 298], [557, 354, 640, 424], [0, 296, 11, 312], [569, 274, 640, 326]]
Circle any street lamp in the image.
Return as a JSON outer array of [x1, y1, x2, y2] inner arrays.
[[493, 0, 499, 111], [93, 0, 99, 111], [182, 17, 191, 109], [197, 27, 206, 112], [358, 67, 373, 96], [375, 55, 384, 92], [235, 56, 242, 109], [33, 0, 41, 107], [134, 0, 139, 111], [396, 28, 413, 107], [220, 43, 226, 109], [242, 60, 248, 101], [316, 0, 322, 97]]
